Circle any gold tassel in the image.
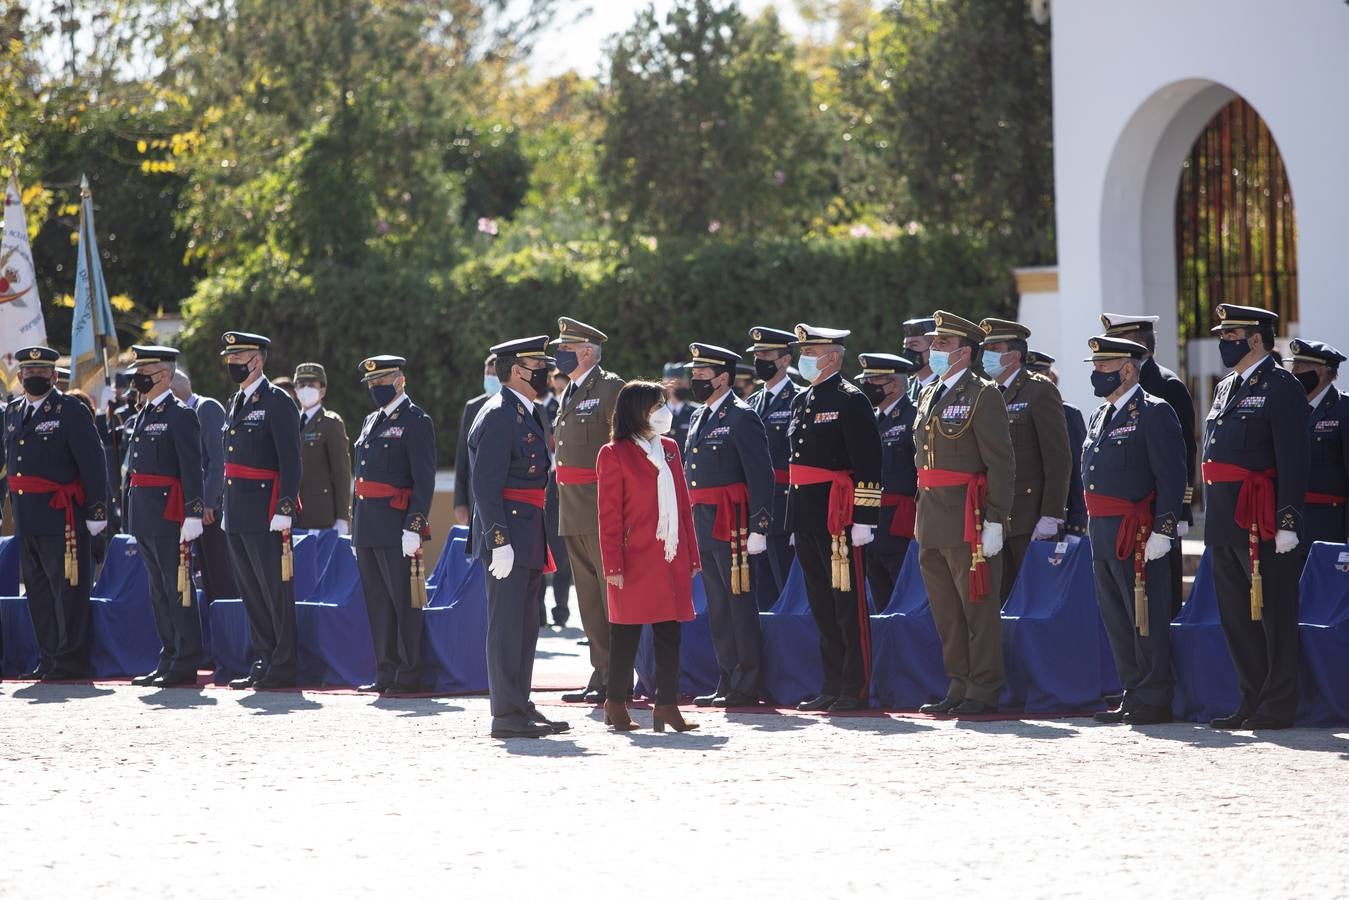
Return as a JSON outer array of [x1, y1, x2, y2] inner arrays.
[[738, 526, 751, 595], [411, 553, 428, 610], [1251, 560, 1263, 622], [281, 529, 293, 582], [64, 525, 78, 586], [730, 532, 743, 595], [837, 533, 851, 593], [178, 542, 193, 608], [1134, 581, 1148, 637], [830, 534, 841, 590]]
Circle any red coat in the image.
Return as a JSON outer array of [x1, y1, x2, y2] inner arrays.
[[596, 436, 700, 625]]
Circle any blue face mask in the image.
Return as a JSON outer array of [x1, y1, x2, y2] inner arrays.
[[797, 354, 821, 382], [482, 374, 501, 395], [981, 350, 1007, 379], [928, 349, 954, 378], [554, 348, 580, 376]]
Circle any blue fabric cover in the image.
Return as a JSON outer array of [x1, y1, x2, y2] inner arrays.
[[295, 532, 378, 687], [633, 573, 718, 699], [1295, 541, 1349, 725], [421, 527, 489, 693], [758, 559, 824, 706], [1169, 549, 1242, 722], [89, 535, 160, 678], [0, 535, 20, 593], [870, 541, 947, 709]]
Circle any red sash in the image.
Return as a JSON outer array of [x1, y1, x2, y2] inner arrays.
[[355, 477, 412, 510], [916, 466, 990, 600], [689, 484, 750, 543], [788, 465, 855, 535], [1305, 491, 1346, 506], [1202, 461, 1278, 620], [223, 463, 284, 518], [1084, 490, 1155, 571], [500, 487, 555, 574], [8, 475, 84, 533], [772, 468, 790, 485], [555, 465, 598, 486], [881, 493, 916, 539], [129, 473, 185, 523]]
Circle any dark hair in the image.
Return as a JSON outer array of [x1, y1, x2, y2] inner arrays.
[[1004, 338, 1028, 361], [1257, 325, 1277, 354], [66, 388, 96, 414], [611, 380, 665, 442], [493, 355, 517, 381], [1120, 328, 1157, 354]]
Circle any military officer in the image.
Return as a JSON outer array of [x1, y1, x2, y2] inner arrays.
[[351, 355, 437, 695], [550, 317, 626, 703], [745, 326, 801, 601], [913, 312, 1014, 717], [979, 318, 1072, 603], [123, 346, 206, 687], [470, 336, 568, 738], [219, 331, 303, 690], [453, 353, 499, 526], [903, 317, 938, 404], [683, 343, 774, 707], [171, 371, 239, 604], [3, 346, 109, 680], [734, 364, 756, 400], [1101, 313, 1197, 615], [787, 324, 883, 714], [1288, 339, 1349, 544], [294, 362, 353, 533], [1080, 336, 1185, 725], [662, 362, 698, 449], [857, 352, 918, 611], [1202, 304, 1307, 730], [1027, 350, 1088, 539]]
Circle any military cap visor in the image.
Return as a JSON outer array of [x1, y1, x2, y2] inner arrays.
[[1210, 303, 1278, 334], [359, 355, 408, 382], [745, 326, 796, 353], [549, 317, 608, 345], [1290, 339, 1346, 367], [294, 362, 328, 385], [685, 342, 741, 369], [489, 336, 556, 367], [857, 352, 916, 376], [1084, 335, 1148, 361], [925, 311, 984, 343], [219, 331, 271, 356], [792, 324, 851, 346], [1026, 350, 1056, 370], [1100, 313, 1159, 336], [979, 318, 1031, 344], [15, 346, 59, 367], [129, 344, 181, 368], [903, 317, 937, 338]]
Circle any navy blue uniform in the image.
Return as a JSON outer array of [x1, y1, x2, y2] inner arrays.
[[127, 393, 206, 677], [684, 392, 774, 701], [1082, 387, 1184, 713], [866, 395, 917, 611], [3, 391, 109, 678], [223, 377, 303, 683], [1140, 356, 1196, 616], [670, 401, 697, 451], [1304, 388, 1349, 544], [747, 378, 799, 601], [1063, 403, 1088, 538], [470, 389, 552, 731], [1201, 354, 1308, 724], [352, 395, 436, 689]]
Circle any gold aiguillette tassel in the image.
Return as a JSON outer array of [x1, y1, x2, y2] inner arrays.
[[730, 533, 742, 595], [738, 527, 750, 595], [179, 542, 193, 608], [1250, 559, 1263, 622], [830, 534, 841, 590], [64, 525, 78, 586], [1134, 582, 1148, 637], [281, 529, 293, 582], [411, 552, 428, 610]]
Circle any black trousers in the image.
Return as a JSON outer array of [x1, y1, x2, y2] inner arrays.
[[1092, 548, 1173, 711], [694, 505, 763, 698], [542, 474, 572, 621], [486, 564, 542, 729], [20, 533, 92, 677], [1210, 543, 1301, 723], [139, 535, 204, 675], [796, 531, 871, 699], [865, 537, 910, 615], [356, 545, 424, 688], [608, 621, 681, 704], [226, 531, 297, 679], [761, 533, 794, 610]]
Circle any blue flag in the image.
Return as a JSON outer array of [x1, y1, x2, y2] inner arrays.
[[71, 174, 119, 397]]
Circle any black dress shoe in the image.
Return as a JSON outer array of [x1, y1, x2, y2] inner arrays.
[[561, 687, 605, 704], [1124, 706, 1173, 726], [41, 669, 87, 682], [529, 710, 571, 733], [156, 671, 199, 687], [919, 697, 962, 715], [1210, 711, 1249, 730], [950, 699, 997, 717], [357, 682, 389, 694], [383, 684, 423, 697], [827, 696, 867, 713], [131, 670, 164, 687], [797, 694, 838, 712], [715, 692, 761, 708], [253, 674, 296, 690], [491, 722, 554, 739], [21, 667, 49, 680], [1243, 713, 1293, 730], [1093, 706, 1128, 724], [693, 693, 722, 707]]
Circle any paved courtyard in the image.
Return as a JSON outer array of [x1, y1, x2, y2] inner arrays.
[[2, 629, 1346, 899]]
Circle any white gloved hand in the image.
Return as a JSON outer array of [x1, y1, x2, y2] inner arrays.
[[1144, 532, 1172, 562], [981, 522, 1004, 558], [789, 533, 795, 548], [1031, 516, 1061, 541], [746, 533, 768, 555], [489, 544, 515, 579], [401, 530, 421, 558], [179, 516, 204, 543], [334, 518, 350, 536], [1177, 521, 1190, 538], [1274, 529, 1299, 554], [269, 514, 292, 533], [86, 520, 108, 537], [850, 523, 875, 547]]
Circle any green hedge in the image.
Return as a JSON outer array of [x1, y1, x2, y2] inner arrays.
[[179, 235, 1014, 465]]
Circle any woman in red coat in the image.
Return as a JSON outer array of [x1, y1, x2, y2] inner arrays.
[[597, 380, 701, 733]]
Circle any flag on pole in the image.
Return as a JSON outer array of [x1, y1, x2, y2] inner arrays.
[[0, 175, 48, 390], [71, 174, 120, 399]]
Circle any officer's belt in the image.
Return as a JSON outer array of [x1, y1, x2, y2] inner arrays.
[[8, 475, 85, 534], [555, 464, 598, 486], [772, 468, 789, 485], [916, 467, 991, 601], [788, 465, 855, 535], [1201, 461, 1278, 621], [1305, 491, 1346, 506], [356, 477, 412, 510], [223, 463, 285, 518], [881, 493, 916, 538], [499, 488, 556, 574], [689, 484, 749, 543], [129, 473, 186, 523]]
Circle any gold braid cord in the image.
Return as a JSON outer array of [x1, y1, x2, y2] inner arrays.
[[178, 541, 193, 608], [281, 529, 294, 582]]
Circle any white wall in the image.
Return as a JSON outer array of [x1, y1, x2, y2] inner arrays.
[[1045, 0, 1349, 416]]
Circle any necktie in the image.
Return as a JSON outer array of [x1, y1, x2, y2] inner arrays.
[[562, 383, 575, 410], [998, 384, 1007, 394], [232, 392, 245, 421], [932, 384, 947, 407], [22, 404, 34, 428], [366, 410, 386, 441], [1100, 405, 1115, 435]]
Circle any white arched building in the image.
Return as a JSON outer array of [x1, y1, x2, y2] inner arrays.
[[1018, 0, 1349, 416]]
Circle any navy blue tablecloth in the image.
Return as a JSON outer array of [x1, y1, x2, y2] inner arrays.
[[1170, 549, 1242, 723], [870, 541, 947, 709]]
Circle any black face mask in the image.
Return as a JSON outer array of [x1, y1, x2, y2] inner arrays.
[[524, 365, 550, 397], [900, 348, 925, 369], [1219, 338, 1250, 369], [369, 383, 398, 407], [22, 375, 51, 397], [1295, 370, 1322, 397], [754, 357, 780, 381], [1090, 369, 1122, 398], [132, 372, 157, 395], [226, 362, 252, 384], [690, 378, 716, 403], [860, 381, 888, 406]]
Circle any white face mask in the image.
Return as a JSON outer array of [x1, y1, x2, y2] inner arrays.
[[296, 386, 322, 410], [648, 406, 674, 435]]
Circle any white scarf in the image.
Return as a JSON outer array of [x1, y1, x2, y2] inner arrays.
[[633, 435, 679, 562]]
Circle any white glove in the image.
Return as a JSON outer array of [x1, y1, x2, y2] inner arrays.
[[981, 522, 1004, 558], [1031, 516, 1061, 541], [1144, 532, 1172, 562], [334, 518, 350, 536], [489, 544, 515, 579], [850, 524, 875, 547], [179, 516, 204, 543], [746, 533, 768, 555], [1177, 521, 1190, 537], [269, 514, 292, 533], [1274, 529, 1299, 554], [401, 530, 421, 558], [789, 533, 795, 548], [86, 520, 108, 537]]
